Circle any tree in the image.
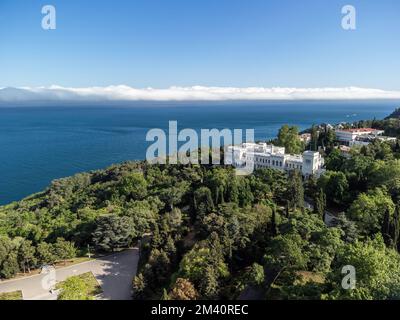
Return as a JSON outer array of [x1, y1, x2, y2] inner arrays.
[[246, 263, 265, 286], [265, 233, 308, 272], [369, 159, 400, 200], [326, 235, 400, 300], [36, 242, 55, 265], [1, 251, 19, 279], [0, 237, 20, 279], [264, 233, 308, 296], [287, 170, 304, 211], [382, 208, 392, 246], [0, 235, 19, 279], [119, 172, 148, 200], [310, 125, 319, 151], [348, 188, 395, 236], [18, 240, 37, 273], [331, 213, 359, 243], [269, 207, 278, 237], [145, 249, 171, 287], [53, 238, 76, 265], [132, 273, 147, 300], [205, 168, 230, 205], [161, 288, 170, 300], [325, 149, 345, 172], [193, 187, 214, 216], [125, 200, 157, 236], [169, 278, 199, 300], [276, 125, 305, 154], [92, 215, 136, 252], [164, 208, 183, 231], [314, 188, 326, 221], [178, 246, 229, 286], [159, 182, 189, 210], [318, 171, 349, 206], [391, 206, 400, 251], [200, 266, 219, 299], [323, 127, 336, 149]]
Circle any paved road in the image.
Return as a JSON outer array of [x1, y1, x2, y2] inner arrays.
[[0, 248, 139, 300], [304, 199, 337, 227]]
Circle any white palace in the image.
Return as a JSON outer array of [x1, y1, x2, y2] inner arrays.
[[225, 142, 325, 177]]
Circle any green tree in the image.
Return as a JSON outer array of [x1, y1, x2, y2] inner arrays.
[[246, 262, 265, 286], [265, 233, 308, 272], [178, 246, 229, 286], [0, 236, 20, 279], [287, 170, 304, 211], [318, 171, 349, 206], [326, 235, 400, 300], [200, 266, 219, 299], [36, 242, 55, 265], [53, 238, 76, 265], [310, 125, 319, 151], [193, 187, 214, 216], [93, 215, 136, 252], [119, 172, 148, 200], [158, 182, 189, 210], [276, 125, 305, 154], [314, 188, 326, 221], [324, 148, 345, 172], [1, 251, 19, 279], [132, 273, 147, 300], [348, 188, 395, 236], [18, 240, 37, 273]]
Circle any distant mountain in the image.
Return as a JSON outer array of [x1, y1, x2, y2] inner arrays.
[[0, 87, 41, 102], [2, 86, 400, 105], [385, 108, 400, 119]]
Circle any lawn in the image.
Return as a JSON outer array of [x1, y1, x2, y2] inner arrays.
[[0, 291, 23, 300], [56, 272, 102, 300]]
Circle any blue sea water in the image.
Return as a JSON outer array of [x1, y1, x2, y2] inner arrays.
[[0, 100, 398, 205]]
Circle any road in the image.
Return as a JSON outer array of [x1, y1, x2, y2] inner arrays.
[[304, 199, 337, 227], [0, 248, 139, 300]]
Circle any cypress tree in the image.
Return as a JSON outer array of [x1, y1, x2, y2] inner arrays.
[[382, 208, 392, 246], [200, 266, 219, 300], [314, 188, 326, 221], [391, 206, 400, 251], [270, 207, 278, 237]]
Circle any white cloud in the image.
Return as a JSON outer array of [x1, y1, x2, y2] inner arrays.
[[1, 85, 400, 102]]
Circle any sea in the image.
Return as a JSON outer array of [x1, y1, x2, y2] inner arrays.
[[0, 100, 398, 205]]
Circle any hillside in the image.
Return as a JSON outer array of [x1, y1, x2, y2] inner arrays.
[[1, 140, 400, 300]]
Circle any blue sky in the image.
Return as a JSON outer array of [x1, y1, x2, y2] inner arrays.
[[0, 0, 399, 90]]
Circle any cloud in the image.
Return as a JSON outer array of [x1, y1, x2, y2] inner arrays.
[[1, 85, 400, 102]]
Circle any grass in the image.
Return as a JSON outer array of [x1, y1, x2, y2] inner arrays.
[[295, 271, 325, 285], [54, 256, 93, 268], [56, 272, 102, 300], [0, 291, 23, 300], [9, 256, 94, 280]]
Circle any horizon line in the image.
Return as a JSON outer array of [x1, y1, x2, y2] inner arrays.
[[1, 85, 400, 102]]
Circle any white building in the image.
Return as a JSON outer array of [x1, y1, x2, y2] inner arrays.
[[349, 135, 397, 147], [225, 142, 325, 177], [335, 128, 384, 144]]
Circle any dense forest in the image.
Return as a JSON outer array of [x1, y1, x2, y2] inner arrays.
[[2, 111, 400, 300]]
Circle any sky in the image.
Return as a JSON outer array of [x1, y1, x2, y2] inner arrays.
[[0, 0, 399, 94]]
